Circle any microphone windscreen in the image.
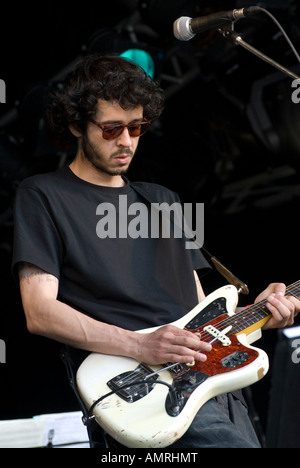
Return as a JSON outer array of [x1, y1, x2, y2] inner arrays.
[[173, 17, 194, 41]]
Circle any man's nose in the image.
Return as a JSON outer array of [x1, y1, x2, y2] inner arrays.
[[117, 127, 133, 146]]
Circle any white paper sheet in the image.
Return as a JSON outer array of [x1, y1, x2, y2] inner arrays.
[[0, 411, 89, 448]]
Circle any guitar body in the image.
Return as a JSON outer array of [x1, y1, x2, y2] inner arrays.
[[76, 285, 269, 448]]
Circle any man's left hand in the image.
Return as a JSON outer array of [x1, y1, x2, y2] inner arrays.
[[254, 283, 300, 330]]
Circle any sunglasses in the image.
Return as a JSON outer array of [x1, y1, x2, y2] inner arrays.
[[90, 118, 151, 141]]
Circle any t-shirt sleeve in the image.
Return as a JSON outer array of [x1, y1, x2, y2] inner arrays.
[[12, 184, 64, 281]]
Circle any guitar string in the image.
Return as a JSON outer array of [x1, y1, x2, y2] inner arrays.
[[110, 302, 268, 388], [198, 305, 269, 343], [172, 280, 300, 369], [109, 281, 300, 388], [199, 280, 300, 343]]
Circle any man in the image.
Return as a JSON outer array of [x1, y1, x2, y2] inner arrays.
[[12, 54, 299, 448]]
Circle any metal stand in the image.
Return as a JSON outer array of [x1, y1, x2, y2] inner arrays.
[[218, 28, 300, 81]]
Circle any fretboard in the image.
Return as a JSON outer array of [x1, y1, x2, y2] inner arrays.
[[222, 280, 300, 335]]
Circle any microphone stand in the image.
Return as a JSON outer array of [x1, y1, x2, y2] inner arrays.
[[218, 27, 300, 81]]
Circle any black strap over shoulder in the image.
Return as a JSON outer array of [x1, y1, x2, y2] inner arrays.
[[130, 181, 201, 247], [130, 182, 249, 295]]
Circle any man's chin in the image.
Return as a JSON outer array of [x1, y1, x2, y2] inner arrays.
[[88, 156, 127, 174], [96, 165, 129, 177]]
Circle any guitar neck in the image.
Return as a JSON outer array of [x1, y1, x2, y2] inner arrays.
[[229, 280, 300, 335]]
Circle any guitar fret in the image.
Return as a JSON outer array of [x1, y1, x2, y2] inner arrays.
[[218, 280, 300, 335], [199, 280, 300, 341], [286, 280, 300, 298]]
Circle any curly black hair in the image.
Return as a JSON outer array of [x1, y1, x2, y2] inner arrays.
[[46, 54, 164, 145]]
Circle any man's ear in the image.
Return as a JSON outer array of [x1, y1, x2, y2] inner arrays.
[[68, 124, 82, 138]]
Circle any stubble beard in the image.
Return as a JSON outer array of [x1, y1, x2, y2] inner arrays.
[[82, 133, 134, 176]]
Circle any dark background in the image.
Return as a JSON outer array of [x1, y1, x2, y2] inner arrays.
[[0, 0, 300, 446]]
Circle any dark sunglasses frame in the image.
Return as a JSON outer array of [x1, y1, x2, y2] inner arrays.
[[90, 118, 151, 140]]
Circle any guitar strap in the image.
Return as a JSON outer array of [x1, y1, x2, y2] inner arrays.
[[130, 182, 249, 295]]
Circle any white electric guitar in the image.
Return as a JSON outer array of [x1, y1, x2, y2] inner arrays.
[[76, 281, 300, 448]]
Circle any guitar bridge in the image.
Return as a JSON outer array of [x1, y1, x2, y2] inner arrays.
[[107, 363, 158, 403], [167, 363, 190, 376]]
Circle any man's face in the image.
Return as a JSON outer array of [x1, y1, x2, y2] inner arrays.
[[81, 99, 144, 176]]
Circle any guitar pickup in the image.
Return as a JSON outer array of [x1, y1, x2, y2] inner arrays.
[[204, 325, 232, 346], [166, 363, 190, 375]]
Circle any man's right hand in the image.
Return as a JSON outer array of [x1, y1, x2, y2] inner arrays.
[[136, 324, 212, 366]]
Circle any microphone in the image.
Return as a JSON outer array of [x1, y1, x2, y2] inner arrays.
[[173, 6, 260, 41]]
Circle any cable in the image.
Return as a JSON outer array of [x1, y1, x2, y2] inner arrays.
[[257, 6, 300, 64], [83, 378, 182, 425]]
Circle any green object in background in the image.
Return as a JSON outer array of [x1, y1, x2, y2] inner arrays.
[[120, 49, 155, 78]]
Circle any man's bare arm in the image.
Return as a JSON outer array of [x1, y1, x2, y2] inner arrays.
[[18, 263, 211, 365], [18, 262, 141, 354]]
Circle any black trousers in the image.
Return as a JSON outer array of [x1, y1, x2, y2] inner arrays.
[[104, 392, 261, 449]]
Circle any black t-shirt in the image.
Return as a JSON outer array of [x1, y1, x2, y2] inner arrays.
[[12, 166, 210, 331]]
